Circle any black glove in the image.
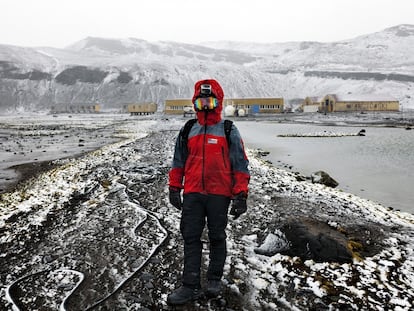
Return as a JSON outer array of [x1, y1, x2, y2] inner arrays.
[[230, 192, 247, 219], [169, 187, 182, 210]]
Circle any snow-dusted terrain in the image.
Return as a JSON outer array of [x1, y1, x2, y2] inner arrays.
[[1, 24, 414, 113], [0, 113, 126, 192], [1, 114, 413, 310]]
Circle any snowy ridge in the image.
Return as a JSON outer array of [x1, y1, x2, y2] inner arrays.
[[1, 24, 414, 111]]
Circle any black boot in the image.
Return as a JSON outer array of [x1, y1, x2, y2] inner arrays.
[[167, 286, 203, 305], [206, 280, 222, 297]]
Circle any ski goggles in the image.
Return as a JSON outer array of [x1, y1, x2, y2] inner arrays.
[[193, 97, 219, 111]]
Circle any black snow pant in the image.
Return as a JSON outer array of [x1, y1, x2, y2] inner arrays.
[[180, 193, 230, 289]]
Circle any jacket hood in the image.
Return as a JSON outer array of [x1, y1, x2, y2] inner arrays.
[[192, 79, 224, 125]]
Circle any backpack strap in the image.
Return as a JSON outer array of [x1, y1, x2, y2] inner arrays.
[[180, 118, 198, 145], [224, 119, 233, 146]]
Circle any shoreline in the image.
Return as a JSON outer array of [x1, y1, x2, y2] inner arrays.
[[0, 147, 117, 194], [234, 114, 414, 214], [2, 161, 59, 193], [0, 113, 131, 194], [233, 110, 414, 128]]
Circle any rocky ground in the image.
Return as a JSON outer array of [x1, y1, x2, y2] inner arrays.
[[1, 116, 414, 310]]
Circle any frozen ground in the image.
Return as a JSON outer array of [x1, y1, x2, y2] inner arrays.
[[0, 114, 413, 310]]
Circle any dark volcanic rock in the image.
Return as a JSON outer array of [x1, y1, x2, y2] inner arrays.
[[55, 66, 108, 85], [311, 171, 339, 188], [281, 218, 353, 263], [117, 71, 133, 83]]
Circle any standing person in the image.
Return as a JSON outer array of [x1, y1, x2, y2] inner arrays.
[[167, 79, 250, 305]]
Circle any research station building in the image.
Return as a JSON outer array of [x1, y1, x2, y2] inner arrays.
[[302, 94, 399, 113], [164, 97, 284, 115], [223, 98, 284, 114], [127, 102, 157, 115], [164, 99, 194, 115]]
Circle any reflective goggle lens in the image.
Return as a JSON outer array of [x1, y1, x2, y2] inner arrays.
[[193, 97, 219, 111]]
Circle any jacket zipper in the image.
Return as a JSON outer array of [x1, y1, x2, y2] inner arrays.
[[221, 147, 227, 168], [202, 113, 207, 191]]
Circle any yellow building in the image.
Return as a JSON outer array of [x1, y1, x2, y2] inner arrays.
[[127, 102, 157, 115], [301, 97, 322, 113], [91, 104, 101, 113], [51, 104, 101, 113], [164, 97, 284, 115], [164, 99, 194, 115], [224, 98, 284, 114], [321, 94, 399, 113]]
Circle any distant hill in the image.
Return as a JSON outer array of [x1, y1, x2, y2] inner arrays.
[[1, 24, 414, 112]]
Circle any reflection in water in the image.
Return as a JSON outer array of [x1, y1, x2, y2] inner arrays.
[[237, 121, 414, 214]]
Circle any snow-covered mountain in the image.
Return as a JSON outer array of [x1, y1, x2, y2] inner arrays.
[[1, 24, 414, 112]]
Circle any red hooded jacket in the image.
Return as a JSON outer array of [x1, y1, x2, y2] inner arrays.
[[169, 79, 250, 197]]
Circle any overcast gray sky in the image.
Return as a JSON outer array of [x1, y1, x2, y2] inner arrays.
[[1, 0, 414, 48]]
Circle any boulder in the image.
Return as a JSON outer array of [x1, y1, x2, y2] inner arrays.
[[358, 129, 366, 136], [254, 218, 354, 263], [254, 230, 290, 256], [311, 171, 339, 188], [282, 218, 353, 263]]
